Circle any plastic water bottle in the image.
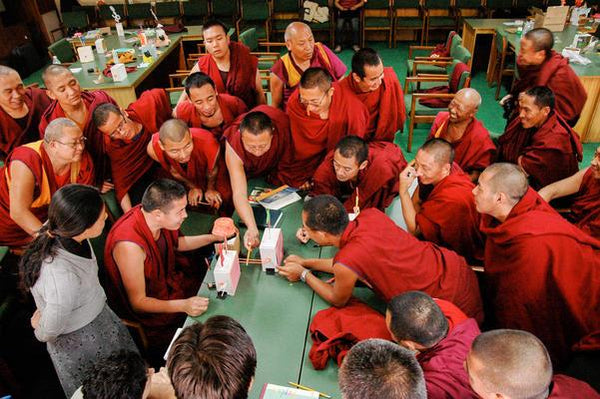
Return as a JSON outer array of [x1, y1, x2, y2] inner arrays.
[[52, 55, 61, 64]]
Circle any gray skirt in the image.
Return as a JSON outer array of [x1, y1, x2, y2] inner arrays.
[[46, 303, 138, 398]]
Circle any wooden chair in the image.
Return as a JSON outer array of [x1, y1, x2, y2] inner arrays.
[[271, 0, 300, 41], [211, 0, 239, 32], [361, 0, 394, 48], [98, 4, 125, 27], [48, 38, 77, 65], [60, 10, 89, 35], [422, 0, 457, 45], [406, 31, 461, 75], [484, 0, 514, 18], [491, 33, 515, 100], [393, 0, 426, 46], [182, 0, 211, 25], [454, 0, 484, 30], [404, 60, 471, 152], [238, 27, 285, 70], [237, 0, 272, 42], [126, 3, 153, 28], [155, 1, 183, 26]]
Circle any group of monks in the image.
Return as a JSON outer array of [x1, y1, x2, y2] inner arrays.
[[0, 17, 599, 396]]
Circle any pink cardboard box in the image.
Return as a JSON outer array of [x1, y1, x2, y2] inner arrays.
[[214, 250, 240, 295]]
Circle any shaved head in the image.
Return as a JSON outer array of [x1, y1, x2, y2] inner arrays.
[[44, 117, 80, 142], [419, 138, 454, 166], [468, 329, 553, 399], [300, 67, 333, 92], [524, 28, 554, 56], [482, 163, 529, 204], [455, 88, 481, 110], [159, 119, 190, 143], [0, 65, 19, 78], [284, 22, 311, 41], [42, 65, 73, 87]]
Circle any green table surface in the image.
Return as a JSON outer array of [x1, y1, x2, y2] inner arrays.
[[466, 18, 600, 77], [67, 26, 203, 89]]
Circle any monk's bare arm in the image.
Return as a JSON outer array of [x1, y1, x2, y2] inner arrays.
[[255, 70, 267, 105], [8, 161, 43, 236], [177, 234, 219, 252], [146, 140, 159, 162], [538, 168, 587, 203], [307, 264, 357, 307], [173, 63, 201, 113], [270, 74, 284, 109], [225, 143, 260, 241], [302, 257, 334, 273], [120, 194, 132, 213], [399, 163, 419, 235], [114, 242, 192, 314]]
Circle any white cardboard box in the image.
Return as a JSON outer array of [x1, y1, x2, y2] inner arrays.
[[77, 45, 94, 63], [259, 228, 284, 273], [213, 250, 240, 296], [110, 63, 127, 82]]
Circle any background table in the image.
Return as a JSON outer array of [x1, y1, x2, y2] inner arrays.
[[462, 18, 600, 142]]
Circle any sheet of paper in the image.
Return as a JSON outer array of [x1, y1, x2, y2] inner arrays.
[[260, 384, 319, 399]]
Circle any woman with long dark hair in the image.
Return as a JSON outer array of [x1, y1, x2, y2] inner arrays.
[[20, 184, 137, 397]]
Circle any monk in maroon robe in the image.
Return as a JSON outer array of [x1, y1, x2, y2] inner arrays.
[[147, 119, 231, 213], [466, 329, 600, 398], [311, 136, 406, 213], [94, 89, 171, 211], [39, 65, 117, 188], [0, 118, 94, 247], [0, 66, 51, 161], [278, 196, 483, 323], [175, 72, 247, 139], [473, 163, 600, 367], [497, 86, 582, 190], [400, 139, 485, 264], [176, 21, 265, 110], [270, 22, 346, 110], [386, 291, 480, 399], [539, 146, 600, 240], [278, 67, 369, 189], [428, 88, 495, 181], [104, 179, 220, 356], [338, 49, 405, 142], [508, 28, 587, 126]]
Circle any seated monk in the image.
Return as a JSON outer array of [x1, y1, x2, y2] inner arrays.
[[0, 118, 94, 247], [270, 22, 346, 109], [428, 88, 495, 181], [93, 89, 171, 212], [224, 106, 291, 250], [473, 163, 600, 368], [506, 28, 587, 127], [497, 86, 582, 190], [539, 146, 600, 240], [279, 67, 369, 189], [399, 138, 485, 264], [147, 119, 230, 212], [386, 291, 480, 399], [174, 72, 247, 139], [338, 48, 405, 142], [466, 329, 600, 398], [176, 20, 265, 109], [0, 66, 51, 161], [278, 195, 483, 322], [39, 65, 116, 188], [104, 179, 221, 357], [311, 136, 407, 213]]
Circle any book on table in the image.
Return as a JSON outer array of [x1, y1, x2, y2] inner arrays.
[[260, 384, 319, 399], [256, 185, 301, 210]]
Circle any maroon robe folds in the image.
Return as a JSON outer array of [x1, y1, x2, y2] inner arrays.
[[0, 87, 51, 160], [417, 167, 485, 263], [480, 188, 600, 366], [197, 42, 259, 108], [548, 375, 600, 398], [428, 112, 496, 174], [512, 51, 587, 126], [311, 142, 407, 212], [570, 167, 600, 240], [497, 111, 582, 190], [338, 67, 405, 142], [107, 89, 171, 201], [104, 205, 205, 347], [176, 93, 247, 139], [39, 90, 117, 186], [224, 105, 290, 182], [279, 84, 369, 187], [0, 142, 94, 247], [334, 208, 483, 322]]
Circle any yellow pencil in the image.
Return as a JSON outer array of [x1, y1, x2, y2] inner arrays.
[[245, 249, 252, 266], [287, 382, 332, 398]]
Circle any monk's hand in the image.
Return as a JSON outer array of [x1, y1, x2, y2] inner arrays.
[[204, 189, 222, 209], [183, 296, 209, 316], [188, 187, 204, 207], [399, 160, 417, 195], [277, 262, 306, 282], [285, 254, 306, 267], [296, 227, 310, 244], [30, 309, 41, 329], [298, 181, 313, 191], [149, 367, 176, 398], [499, 94, 512, 106], [244, 228, 260, 251], [100, 180, 114, 194]]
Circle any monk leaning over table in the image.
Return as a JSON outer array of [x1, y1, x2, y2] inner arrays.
[[0, 66, 51, 161], [278, 195, 483, 323], [176, 20, 265, 109], [338, 48, 405, 143], [0, 118, 94, 247]]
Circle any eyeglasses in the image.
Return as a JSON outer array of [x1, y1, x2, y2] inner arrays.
[[109, 114, 128, 139], [299, 89, 330, 108], [53, 136, 87, 149]]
